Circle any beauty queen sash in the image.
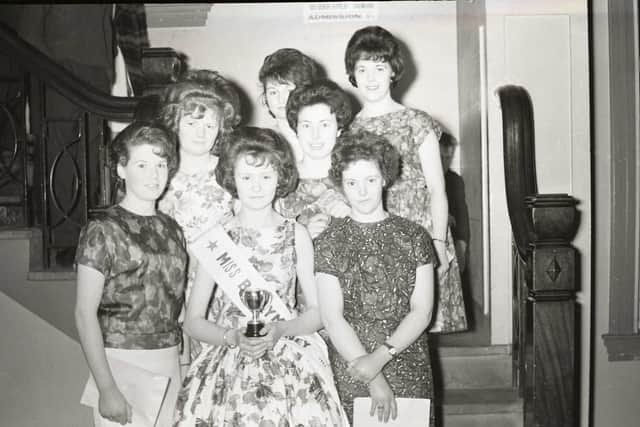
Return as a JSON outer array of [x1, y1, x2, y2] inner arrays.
[[190, 224, 349, 425]]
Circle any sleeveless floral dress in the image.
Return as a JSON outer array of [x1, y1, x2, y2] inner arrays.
[[173, 218, 348, 427], [350, 108, 467, 333], [159, 154, 234, 356]]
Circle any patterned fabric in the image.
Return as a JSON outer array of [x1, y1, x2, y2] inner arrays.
[[275, 177, 347, 226], [174, 218, 348, 426], [350, 108, 468, 333], [314, 214, 436, 426], [113, 3, 150, 95], [159, 154, 234, 358], [75, 205, 188, 350]]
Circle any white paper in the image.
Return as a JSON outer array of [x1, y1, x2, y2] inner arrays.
[[80, 355, 170, 426], [353, 397, 431, 427]]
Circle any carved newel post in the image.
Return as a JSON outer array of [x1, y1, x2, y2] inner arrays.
[[524, 193, 579, 427]]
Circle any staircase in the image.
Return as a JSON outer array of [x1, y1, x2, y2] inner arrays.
[[0, 227, 523, 427], [439, 344, 522, 427]]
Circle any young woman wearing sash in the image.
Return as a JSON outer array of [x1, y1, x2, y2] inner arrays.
[[74, 122, 187, 427], [173, 127, 348, 426], [157, 69, 242, 362], [314, 131, 436, 426]]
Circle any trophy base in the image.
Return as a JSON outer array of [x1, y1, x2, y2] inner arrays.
[[245, 322, 266, 338]]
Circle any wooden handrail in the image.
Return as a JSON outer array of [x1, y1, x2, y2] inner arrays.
[[498, 84, 579, 427], [0, 23, 139, 121]]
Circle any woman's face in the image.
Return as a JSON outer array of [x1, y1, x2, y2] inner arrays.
[[341, 159, 385, 218], [178, 107, 221, 158], [234, 153, 279, 211], [265, 79, 296, 120], [296, 103, 339, 161], [353, 59, 393, 104], [117, 143, 169, 204]]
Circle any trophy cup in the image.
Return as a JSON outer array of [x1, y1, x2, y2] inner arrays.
[[239, 289, 272, 337]]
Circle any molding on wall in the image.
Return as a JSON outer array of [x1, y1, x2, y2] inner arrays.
[[604, 0, 640, 360], [144, 4, 212, 28], [602, 334, 640, 361]]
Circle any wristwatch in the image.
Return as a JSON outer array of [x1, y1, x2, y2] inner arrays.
[[381, 341, 398, 358]]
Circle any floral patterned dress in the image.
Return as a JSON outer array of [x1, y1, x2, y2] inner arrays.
[[173, 218, 349, 427], [314, 215, 436, 426], [275, 177, 347, 226], [159, 154, 234, 356], [350, 108, 467, 333]]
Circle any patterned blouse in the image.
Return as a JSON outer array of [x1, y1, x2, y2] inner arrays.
[[75, 205, 188, 349]]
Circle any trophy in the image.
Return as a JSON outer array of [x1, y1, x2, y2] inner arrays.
[[239, 289, 272, 337]]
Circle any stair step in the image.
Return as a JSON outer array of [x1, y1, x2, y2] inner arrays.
[[441, 388, 523, 427], [437, 345, 512, 389]]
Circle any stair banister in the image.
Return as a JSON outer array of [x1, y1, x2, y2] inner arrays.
[[0, 22, 181, 268], [497, 85, 579, 427]]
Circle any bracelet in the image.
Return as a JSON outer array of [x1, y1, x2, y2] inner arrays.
[[433, 237, 446, 243], [223, 328, 237, 348]]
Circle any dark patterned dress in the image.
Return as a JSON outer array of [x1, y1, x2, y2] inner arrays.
[[173, 218, 348, 427], [314, 215, 436, 426], [350, 108, 467, 333], [75, 204, 188, 349]]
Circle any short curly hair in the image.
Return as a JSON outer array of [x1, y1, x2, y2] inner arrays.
[[285, 79, 353, 131], [158, 69, 242, 154], [329, 130, 400, 189], [110, 121, 179, 181], [344, 26, 405, 88], [215, 127, 298, 200]]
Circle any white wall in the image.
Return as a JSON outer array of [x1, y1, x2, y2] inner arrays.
[[147, 1, 459, 141]]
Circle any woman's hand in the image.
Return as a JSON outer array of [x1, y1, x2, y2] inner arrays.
[[433, 240, 450, 279], [306, 213, 332, 239], [348, 352, 387, 384], [235, 328, 271, 361], [98, 385, 132, 425], [368, 374, 398, 423], [259, 322, 285, 351], [325, 198, 350, 218]]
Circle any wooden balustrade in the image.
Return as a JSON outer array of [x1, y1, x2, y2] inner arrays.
[[498, 85, 579, 427], [0, 23, 184, 268]]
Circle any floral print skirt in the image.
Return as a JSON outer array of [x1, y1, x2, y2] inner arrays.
[[173, 335, 348, 427]]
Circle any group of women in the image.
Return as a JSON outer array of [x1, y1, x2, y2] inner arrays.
[[74, 25, 467, 427]]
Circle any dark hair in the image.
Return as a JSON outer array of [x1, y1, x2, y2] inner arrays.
[[439, 131, 456, 148], [329, 130, 399, 189], [344, 26, 405, 88], [286, 79, 353, 131], [110, 121, 179, 181], [259, 48, 321, 117], [215, 126, 298, 199], [158, 69, 241, 153]]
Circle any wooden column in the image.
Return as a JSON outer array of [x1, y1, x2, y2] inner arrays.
[[524, 194, 578, 427]]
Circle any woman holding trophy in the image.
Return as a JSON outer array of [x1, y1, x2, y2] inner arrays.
[[173, 127, 348, 426]]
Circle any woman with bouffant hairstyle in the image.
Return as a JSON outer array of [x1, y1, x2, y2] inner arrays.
[[315, 130, 436, 426], [346, 25, 467, 334], [174, 126, 348, 427], [157, 69, 242, 363], [274, 79, 354, 239], [258, 48, 323, 162], [75, 121, 187, 427]]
